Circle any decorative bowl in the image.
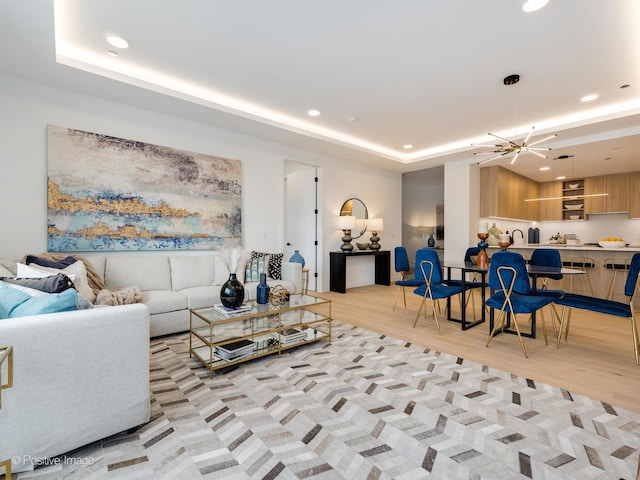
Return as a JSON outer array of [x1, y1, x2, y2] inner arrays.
[[565, 204, 583, 210], [356, 242, 369, 250], [598, 240, 626, 248], [569, 215, 580, 220], [568, 183, 580, 189]]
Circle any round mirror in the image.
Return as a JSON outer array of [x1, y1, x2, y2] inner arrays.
[[340, 198, 368, 239]]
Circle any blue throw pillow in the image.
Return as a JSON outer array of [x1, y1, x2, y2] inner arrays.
[[0, 282, 32, 318], [9, 288, 79, 318]]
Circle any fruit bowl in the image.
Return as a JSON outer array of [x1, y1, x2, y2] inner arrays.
[[356, 242, 369, 250], [598, 240, 626, 248]]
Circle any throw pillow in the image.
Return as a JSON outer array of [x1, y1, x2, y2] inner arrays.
[[269, 253, 283, 280], [245, 253, 270, 282], [0, 265, 14, 277], [0, 273, 75, 294], [21, 261, 95, 303], [10, 288, 80, 318], [25, 255, 77, 269], [0, 282, 31, 318]]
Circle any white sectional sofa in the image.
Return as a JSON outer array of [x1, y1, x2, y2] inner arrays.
[[83, 254, 302, 337], [0, 303, 150, 472]]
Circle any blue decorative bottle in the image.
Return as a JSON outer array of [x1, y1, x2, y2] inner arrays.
[[289, 250, 305, 268], [257, 273, 270, 304]]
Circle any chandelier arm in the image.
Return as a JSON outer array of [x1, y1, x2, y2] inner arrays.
[[522, 127, 535, 146], [510, 150, 522, 165], [487, 133, 519, 146], [526, 133, 558, 147], [476, 151, 511, 165], [524, 149, 549, 159], [474, 150, 511, 155], [472, 143, 510, 148]]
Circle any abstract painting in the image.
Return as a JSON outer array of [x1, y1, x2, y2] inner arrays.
[[47, 125, 242, 251]]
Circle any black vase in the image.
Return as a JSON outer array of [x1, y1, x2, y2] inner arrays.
[[220, 273, 245, 308]]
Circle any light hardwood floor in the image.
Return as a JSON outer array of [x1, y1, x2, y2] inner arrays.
[[315, 284, 640, 413]]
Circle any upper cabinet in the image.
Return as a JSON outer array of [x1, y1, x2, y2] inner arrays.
[[538, 181, 562, 221], [584, 173, 629, 215], [480, 166, 539, 221], [630, 171, 640, 219]]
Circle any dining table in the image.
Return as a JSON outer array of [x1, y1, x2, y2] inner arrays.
[[442, 260, 585, 338]]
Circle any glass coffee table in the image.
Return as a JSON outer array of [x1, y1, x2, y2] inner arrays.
[[189, 294, 331, 377]]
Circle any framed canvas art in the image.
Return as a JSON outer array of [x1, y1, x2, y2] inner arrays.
[[47, 125, 242, 251]]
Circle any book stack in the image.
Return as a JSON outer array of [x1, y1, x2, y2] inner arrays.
[[279, 328, 307, 346], [213, 303, 254, 317], [215, 338, 256, 360]]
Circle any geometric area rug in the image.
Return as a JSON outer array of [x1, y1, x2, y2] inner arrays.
[[10, 322, 640, 479]]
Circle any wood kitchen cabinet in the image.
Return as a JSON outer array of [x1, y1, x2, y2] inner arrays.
[[584, 173, 629, 214], [630, 171, 640, 219], [480, 166, 539, 220], [538, 181, 562, 221]]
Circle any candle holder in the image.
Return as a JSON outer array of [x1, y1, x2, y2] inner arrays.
[[477, 232, 489, 268], [498, 241, 511, 251]]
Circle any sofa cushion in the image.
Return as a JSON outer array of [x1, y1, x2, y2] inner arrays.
[[169, 255, 216, 291], [84, 255, 106, 281], [0, 265, 13, 277], [268, 253, 284, 280], [105, 257, 172, 292], [179, 285, 221, 309], [140, 290, 187, 315]]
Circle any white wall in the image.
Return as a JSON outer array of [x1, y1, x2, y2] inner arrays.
[[0, 73, 402, 292]]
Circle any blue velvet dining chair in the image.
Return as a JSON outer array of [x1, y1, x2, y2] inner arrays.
[[444, 247, 486, 320], [554, 252, 640, 365], [529, 248, 563, 290], [528, 248, 565, 336], [393, 246, 424, 310], [485, 251, 558, 358], [412, 248, 463, 333]]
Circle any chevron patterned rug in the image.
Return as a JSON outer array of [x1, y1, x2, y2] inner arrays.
[[12, 322, 640, 479]]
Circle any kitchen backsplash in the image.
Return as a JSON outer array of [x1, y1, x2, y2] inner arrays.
[[481, 213, 640, 246]]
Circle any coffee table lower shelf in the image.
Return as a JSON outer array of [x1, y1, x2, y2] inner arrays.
[[191, 330, 330, 372]]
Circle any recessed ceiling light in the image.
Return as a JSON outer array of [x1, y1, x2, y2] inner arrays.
[[346, 115, 357, 122], [539, 166, 550, 171], [556, 175, 566, 180], [106, 50, 118, 57], [522, 0, 549, 13], [307, 109, 320, 117], [621, 84, 630, 89], [402, 144, 414, 150], [580, 93, 599, 102], [106, 35, 129, 49]]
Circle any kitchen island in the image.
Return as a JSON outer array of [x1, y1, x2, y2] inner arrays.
[[493, 244, 640, 302]]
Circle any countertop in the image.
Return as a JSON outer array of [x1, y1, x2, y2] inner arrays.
[[492, 243, 640, 252]]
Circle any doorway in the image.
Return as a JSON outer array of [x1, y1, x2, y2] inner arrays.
[[284, 161, 320, 292]]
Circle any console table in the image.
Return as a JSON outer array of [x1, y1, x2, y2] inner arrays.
[[329, 250, 391, 293]]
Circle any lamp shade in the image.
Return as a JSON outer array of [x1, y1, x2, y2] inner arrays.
[[368, 218, 384, 232], [417, 226, 434, 235], [338, 215, 356, 230]]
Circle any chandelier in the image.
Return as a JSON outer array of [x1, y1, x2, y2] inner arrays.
[[473, 127, 557, 165], [473, 74, 557, 165]]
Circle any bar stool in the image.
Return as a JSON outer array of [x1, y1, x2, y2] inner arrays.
[[561, 256, 595, 296], [603, 258, 631, 300]]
